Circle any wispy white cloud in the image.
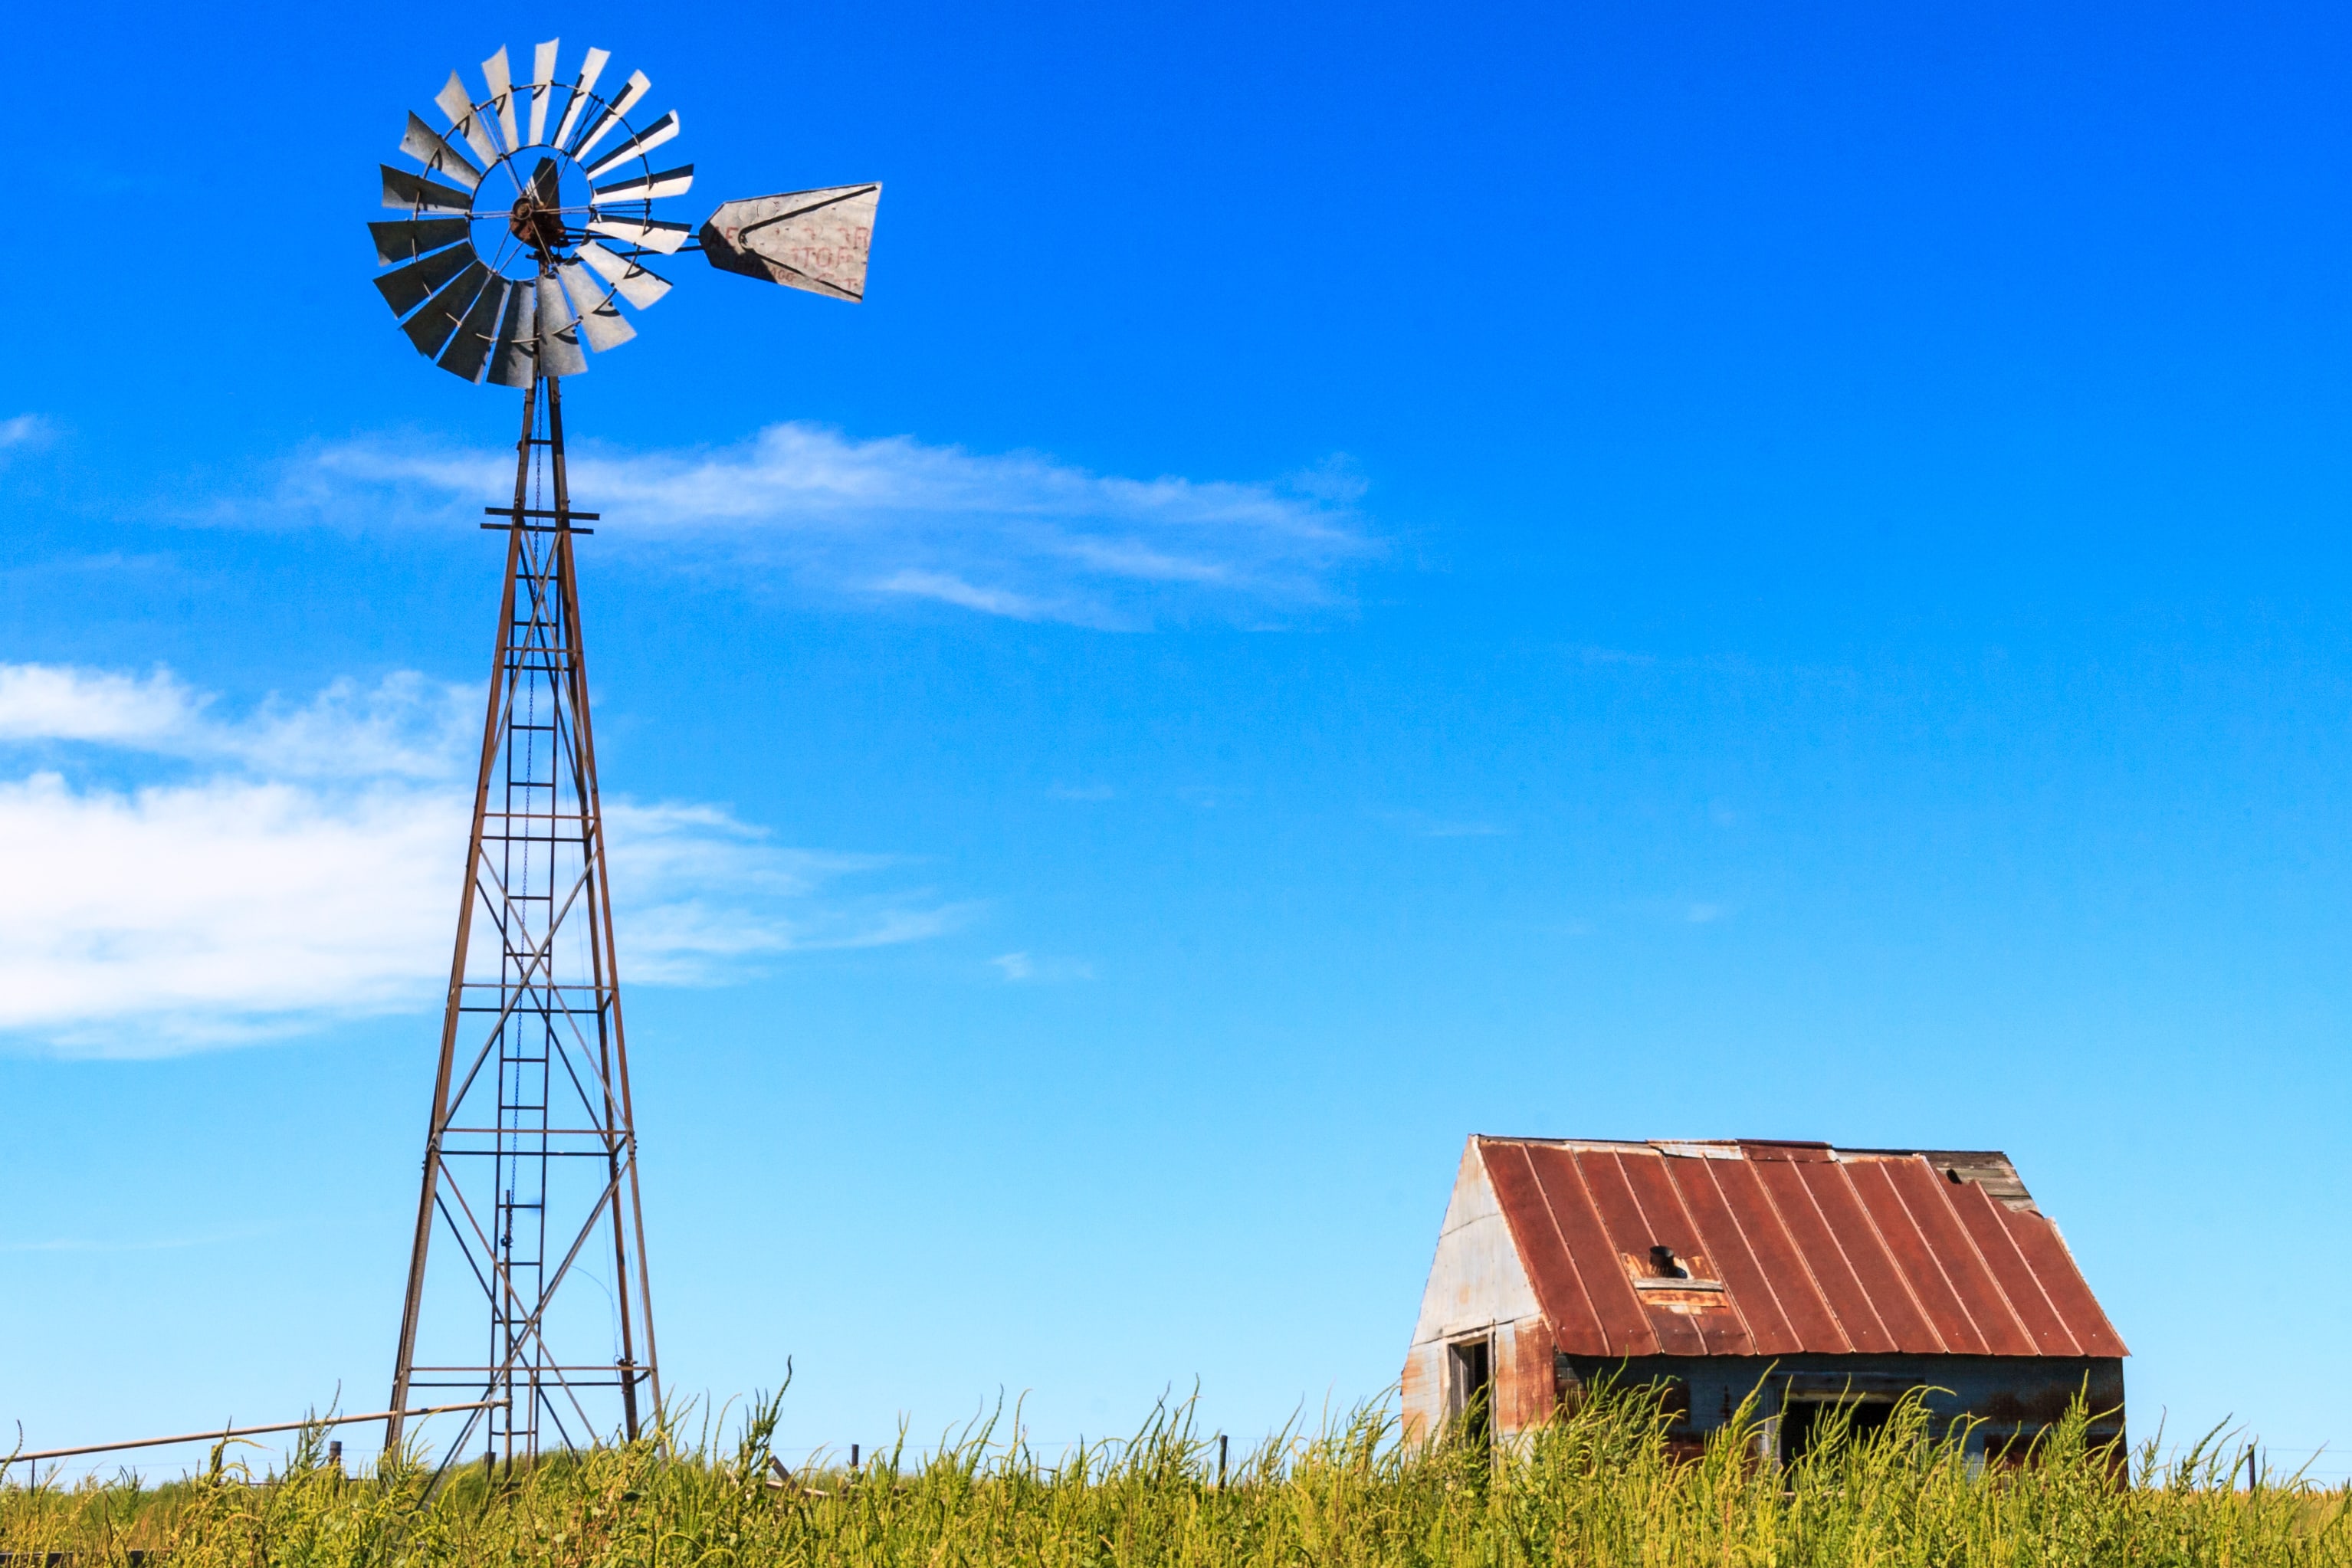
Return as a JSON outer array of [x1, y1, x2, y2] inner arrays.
[[274, 424, 1373, 629], [0, 662, 959, 1055], [989, 951, 1094, 983], [0, 413, 53, 462], [0, 664, 472, 777]]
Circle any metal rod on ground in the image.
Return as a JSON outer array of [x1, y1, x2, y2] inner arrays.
[[3, 1401, 504, 1468]]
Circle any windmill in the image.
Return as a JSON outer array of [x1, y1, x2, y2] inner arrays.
[[372, 40, 877, 1467]]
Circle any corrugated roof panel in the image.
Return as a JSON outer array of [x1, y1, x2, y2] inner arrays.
[[1878, 1155, 2039, 1355], [1616, 1148, 1753, 1356], [1998, 1206, 2127, 1360], [1482, 1140, 1611, 1354], [1753, 1156, 1900, 1353], [1803, 1159, 1944, 1352], [1709, 1154, 1851, 1350], [1521, 1142, 1655, 1356], [1668, 1154, 1803, 1355], [1845, 1158, 1979, 1353], [1948, 1179, 2084, 1357], [1849, 1159, 1987, 1353], [1576, 1150, 1711, 1356], [1472, 1136, 2125, 1362]]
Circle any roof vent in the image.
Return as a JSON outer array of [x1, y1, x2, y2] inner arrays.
[[1648, 1244, 1687, 1278], [1946, 1167, 1963, 1184]]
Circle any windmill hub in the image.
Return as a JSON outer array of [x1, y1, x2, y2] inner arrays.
[[507, 192, 566, 258]]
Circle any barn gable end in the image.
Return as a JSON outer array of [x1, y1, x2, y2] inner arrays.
[[1400, 1138, 1551, 1446]]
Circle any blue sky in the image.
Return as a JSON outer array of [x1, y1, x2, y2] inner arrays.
[[4, 0, 2350, 1480]]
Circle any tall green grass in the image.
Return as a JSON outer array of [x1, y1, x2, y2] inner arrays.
[[4, 1383, 2343, 1566]]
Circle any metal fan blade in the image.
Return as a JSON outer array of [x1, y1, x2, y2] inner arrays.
[[438, 276, 511, 381], [374, 238, 478, 317], [482, 48, 518, 153], [572, 69, 651, 164], [369, 216, 470, 265], [581, 111, 680, 181], [399, 113, 482, 189], [535, 273, 589, 378], [402, 261, 490, 358], [529, 157, 561, 209], [487, 278, 538, 388], [700, 183, 881, 302], [592, 164, 693, 203], [381, 165, 474, 215], [578, 241, 673, 309], [559, 261, 637, 352], [585, 214, 691, 254], [551, 45, 609, 153], [435, 71, 499, 167], [526, 39, 559, 145]]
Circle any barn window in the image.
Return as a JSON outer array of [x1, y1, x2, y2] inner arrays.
[[1780, 1396, 1894, 1464], [1447, 1335, 1493, 1448]]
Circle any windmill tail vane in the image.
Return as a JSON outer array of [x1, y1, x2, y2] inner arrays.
[[374, 40, 877, 1468]]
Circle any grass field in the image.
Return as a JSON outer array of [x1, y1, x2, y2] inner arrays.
[[4, 1383, 2344, 1566]]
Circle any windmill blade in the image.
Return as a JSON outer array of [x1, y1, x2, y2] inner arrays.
[[572, 69, 651, 162], [374, 239, 478, 317], [369, 216, 470, 265], [529, 157, 562, 208], [700, 183, 881, 302], [482, 47, 519, 153], [581, 111, 680, 182], [487, 279, 539, 388], [550, 46, 609, 153], [585, 213, 691, 254], [526, 39, 559, 146], [381, 165, 475, 215], [438, 276, 512, 381], [435, 71, 500, 167], [399, 113, 482, 189], [579, 241, 673, 309], [402, 261, 490, 358], [536, 273, 589, 378], [559, 260, 637, 352], [592, 164, 693, 202]]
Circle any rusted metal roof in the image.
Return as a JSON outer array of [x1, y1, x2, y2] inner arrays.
[[1478, 1137, 2127, 1361]]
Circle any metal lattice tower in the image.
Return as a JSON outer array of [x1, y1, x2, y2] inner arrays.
[[386, 376, 657, 1463], [369, 38, 877, 1465]]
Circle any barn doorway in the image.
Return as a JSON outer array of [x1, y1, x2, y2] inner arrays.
[[1780, 1397, 1894, 1464], [1447, 1335, 1493, 1449]]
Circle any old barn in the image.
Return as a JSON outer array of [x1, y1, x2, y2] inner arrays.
[[1400, 1137, 2126, 1462]]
